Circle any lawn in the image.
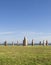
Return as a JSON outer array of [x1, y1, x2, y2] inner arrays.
[[0, 46, 51, 65]]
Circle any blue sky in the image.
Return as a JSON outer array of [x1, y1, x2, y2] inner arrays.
[[0, 0, 51, 43]]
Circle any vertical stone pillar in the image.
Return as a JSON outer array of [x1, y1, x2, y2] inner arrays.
[[46, 40, 48, 46], [43, 40, 45, 46], [12, 41, 14, 46], [4, 41, 7, 46], [23, 40, 24, 46], [39, 41, 41, 45], [23, 37, 28, 46], [17, 40, 19, 46], [32, 39, 34, 46]]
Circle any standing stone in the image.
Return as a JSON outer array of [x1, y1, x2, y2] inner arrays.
[[4, 41, 7, 46], [17, 40, 19, 46], [12, 41, 14, 46], [32, 39, 34, 46], [23, 37, 28, 46], [46, 40, 48, 46], [43, 40, 46, 46], [39, 41, 41, 45]]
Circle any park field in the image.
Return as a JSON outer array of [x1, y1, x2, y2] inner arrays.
[[0, 46, 51, 65]]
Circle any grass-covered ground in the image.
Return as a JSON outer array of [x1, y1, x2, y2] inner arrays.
[[0, 46, 51, 65]]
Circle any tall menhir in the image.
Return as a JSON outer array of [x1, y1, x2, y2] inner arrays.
[[32, 39, 34, 46], [23, 37, 28, 46], [4, 41, 7, 46], [46, 40, 48, 46]]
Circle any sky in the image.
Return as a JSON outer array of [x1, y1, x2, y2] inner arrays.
[[0, 0, 51, 43]]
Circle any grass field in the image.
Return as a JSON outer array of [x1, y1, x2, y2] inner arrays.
[[0, 46, 51, 65]]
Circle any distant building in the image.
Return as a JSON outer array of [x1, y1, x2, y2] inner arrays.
[[32, 39, 34, 46], [23, 37, 28, 46]]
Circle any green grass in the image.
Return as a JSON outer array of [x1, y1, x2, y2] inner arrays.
[[0, 46, 51, 65]]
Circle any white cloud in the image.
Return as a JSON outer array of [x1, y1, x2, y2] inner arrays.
[[0, 32, 14, 35], [21, 31, 51, 35]]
